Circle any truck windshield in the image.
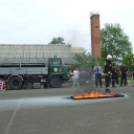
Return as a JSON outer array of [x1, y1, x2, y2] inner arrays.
[[49, 59, 62, 65], [53, 59, 61, 64]]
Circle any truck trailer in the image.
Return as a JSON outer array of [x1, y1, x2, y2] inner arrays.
[[0, 44, 78, 89], [0, 57, 69, 89]]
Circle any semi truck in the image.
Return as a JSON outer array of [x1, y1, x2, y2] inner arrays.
[[0, 57, 69, 89]]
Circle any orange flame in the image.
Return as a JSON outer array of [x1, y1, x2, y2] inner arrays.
[[73, 91, 116, 99]]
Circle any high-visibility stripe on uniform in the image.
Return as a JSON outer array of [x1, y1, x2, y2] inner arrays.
[[104, 73, 111, 76]]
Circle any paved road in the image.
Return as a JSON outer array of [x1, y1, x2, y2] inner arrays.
[[0, 84, 134, 134]]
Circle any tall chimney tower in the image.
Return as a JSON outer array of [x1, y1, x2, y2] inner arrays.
[[90, 11, 101, 57]]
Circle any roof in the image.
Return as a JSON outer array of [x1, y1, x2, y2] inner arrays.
[[0, 44, 78, 65]]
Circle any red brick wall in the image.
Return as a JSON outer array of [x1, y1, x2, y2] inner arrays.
[[90, 15, 101, 57]]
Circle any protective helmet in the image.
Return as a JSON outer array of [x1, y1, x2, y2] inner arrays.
[[107, 54, 112, 60]]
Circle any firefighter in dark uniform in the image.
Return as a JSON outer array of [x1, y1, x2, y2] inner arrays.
[[112, 63, 117, 87], [103, 54, 112, 92], [115, 65, 119, 85], [120, 63, 128, 86]]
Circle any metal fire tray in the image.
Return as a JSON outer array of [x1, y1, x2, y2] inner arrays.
[[70, 94, 125, 100]]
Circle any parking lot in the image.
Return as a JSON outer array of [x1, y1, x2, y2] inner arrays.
[[0, 84, 134, 134]]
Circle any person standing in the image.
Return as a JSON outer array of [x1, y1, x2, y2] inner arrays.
[[72, 68, 80, 87], [103, 54, 112, 92], [93, 63, 102, 88], [120, 63, 129, 86], [112, 63, 117, 87], [115, 65, 119, 85], [68, 70, 73, 82], [80, 67, 86, 86]]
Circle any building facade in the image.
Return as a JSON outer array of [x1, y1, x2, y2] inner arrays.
[[70, 47, 85, 57]]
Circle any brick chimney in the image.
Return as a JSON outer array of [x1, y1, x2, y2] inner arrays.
[[90, 11, 101, 57]]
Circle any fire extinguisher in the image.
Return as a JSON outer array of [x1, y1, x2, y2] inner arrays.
[[126, 80, 128, 85]]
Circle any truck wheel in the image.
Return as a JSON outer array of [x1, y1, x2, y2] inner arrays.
[[9, 77, 23, 90], [49, 76, 62, 88]]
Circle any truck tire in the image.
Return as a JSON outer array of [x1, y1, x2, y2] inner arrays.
[[9, 77, 23, 90], [49, 76, 62, 88]]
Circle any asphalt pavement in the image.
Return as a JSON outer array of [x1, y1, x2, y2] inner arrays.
[[0, 84, 134, 134]]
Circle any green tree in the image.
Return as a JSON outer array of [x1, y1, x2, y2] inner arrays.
[[49, 37, 71, 47], [101, 23, 132, 62], [74, 51, 96, 69], [121, 54, 134, 71], [96, 57, 106, 69], [49, 37, 65, 44]]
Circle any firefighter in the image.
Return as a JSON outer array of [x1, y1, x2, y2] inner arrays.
[[120, 63, 128, 86], [103, 54, 112, 92], [115, 65, 119, 85], [112, 63, 117, 87]]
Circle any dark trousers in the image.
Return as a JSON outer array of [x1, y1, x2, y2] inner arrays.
[[121, 73, 127, 86], [105, 76, 111, 89], [95, 73, 102, 87], [112, 74, 116, 87], [115, 74, 118, 84]]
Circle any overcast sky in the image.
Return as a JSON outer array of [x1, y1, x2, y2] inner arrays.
[[0, 0, 134, 53]]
